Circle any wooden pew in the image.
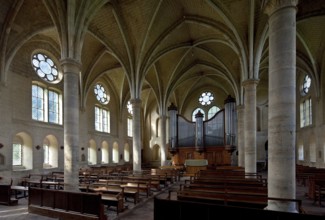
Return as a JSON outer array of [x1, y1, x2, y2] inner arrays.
[[296, 165, 325, 187], [80, 182, 139, 205], [28, 187, 107, 220], [22, 173, 65, 190], [0, 184, 18, 205], [312, 178, 325, 206], [151, 168, 179, 183], [22, 174, 43, 188], [188, 177, 267, 188], [195, 169, 261, 178], [98, 178, 151, 197], [172, 189, 267, 209], [169, 182, 303, 213], [127, 175, 164, 191], [179, 183, 267, 196], [154, 196, 323, 220], [308, 174, 325, 200], [89, 187, 125, 214]]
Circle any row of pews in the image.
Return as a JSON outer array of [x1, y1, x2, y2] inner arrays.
[[78, 168, 181, 214], [296, 164, 325, 206], [154, 166, 323, 220], [25, 165, 181, 220]]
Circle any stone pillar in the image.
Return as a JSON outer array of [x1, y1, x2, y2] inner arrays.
[[131, 98, 142, 172], [264, 0, 298, 213], [243, 79, 258, 174], [160, 115, 167, 166], [61, 58, 81, 191], [237, 105, 245, 167]]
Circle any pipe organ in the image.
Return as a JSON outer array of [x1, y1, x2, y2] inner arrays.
[[168, 95, 237, 166]]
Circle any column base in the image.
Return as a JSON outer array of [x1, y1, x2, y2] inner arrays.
[[264, 201, 299, 213]]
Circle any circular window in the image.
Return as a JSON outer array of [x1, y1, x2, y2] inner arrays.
[[94, 83, 109, 104], [301, 74, 311, 96], [32, 53, 60, 83], [199, 91, 214, 106]]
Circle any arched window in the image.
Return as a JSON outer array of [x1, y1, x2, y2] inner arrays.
[[208, 106, 220, 119], [300, 74, 312, 128], [298, 144, 304, 161], [95, 106, 110, 133], [88, 140, 97, 165], [101, 141, 109, 164], [31, 53, 62, 124], [192, 108, 205, 122], [13, 142, 22, 166], [124, 143, 130, 162], [112, 142, 119, 163], [94, 83, 110, 133], [43, 135, 58, 168], [127, 101, 133, 137], [32, 84, 62, 124], [12, 132, 33, 170]]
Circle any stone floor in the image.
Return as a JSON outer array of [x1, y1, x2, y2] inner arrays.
[[0, 175, 325, 219]]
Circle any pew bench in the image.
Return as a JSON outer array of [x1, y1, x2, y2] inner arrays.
[[179, 183, 267, 196], [172, 189, 268, 209], [80, 182, 140, 205], [126, 175, 162, 191], [121, 182, 151, 197], [169, 189, 303, 213], [101, 192, 124, 214], [154, 196, 323, 220], [152, 168, 179, 183], [86, 186, 125, 214], [28, 187, 107, 220], [11, 185, 29, 199], [98, 178, 151, 197], [188, 177, 267, 188], [313, 179, 325, 206], [0, 184, 18, 205]]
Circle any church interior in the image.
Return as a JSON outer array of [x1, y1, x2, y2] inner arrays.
[[0, 0, 325, 219]]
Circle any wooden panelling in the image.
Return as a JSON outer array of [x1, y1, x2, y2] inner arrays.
[[172, 146, 231, 166]]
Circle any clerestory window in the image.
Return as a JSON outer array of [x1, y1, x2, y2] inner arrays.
[[32, 84, 62, 124], [94, 83, 110, 133], [300, 74, 312, 128]]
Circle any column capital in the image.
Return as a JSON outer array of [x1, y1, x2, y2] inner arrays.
[[60, 58, 82, 73], [130, 98, 142, 106], [262, 0, 299, 16], [242, 79, 259, 87]]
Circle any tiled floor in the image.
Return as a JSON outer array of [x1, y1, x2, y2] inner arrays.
[[0, 175, 325, 220]]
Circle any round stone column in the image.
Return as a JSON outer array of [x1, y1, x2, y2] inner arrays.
[[264, 0, 298, 213], [243, 79, 258, 174], [237, 105, 245, 167], [131, 98, 142, 172], [160, 115, 167, 166], [61, 58, 81, 191]]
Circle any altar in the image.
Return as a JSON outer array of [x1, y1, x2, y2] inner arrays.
[[184, 159, 208, 176]]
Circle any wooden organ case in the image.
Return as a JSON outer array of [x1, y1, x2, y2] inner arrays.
[[168, 95, 237, 167]]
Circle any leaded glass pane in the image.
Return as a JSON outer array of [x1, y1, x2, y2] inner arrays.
[[12, 144, 22, 166]]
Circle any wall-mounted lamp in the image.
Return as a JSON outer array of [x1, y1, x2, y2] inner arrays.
[[81, 147, 84, 151], [0, 143, 3, 149], [35, 145, 40, 150], [60, 146, 64, 150]]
